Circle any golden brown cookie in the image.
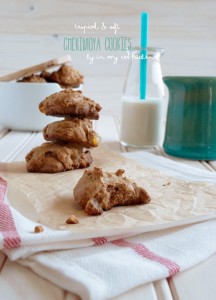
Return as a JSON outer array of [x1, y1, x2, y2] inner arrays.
[[39, 90, 102, 120], [40, 71, 51, 81], [18, 74, 47, 83], [41, 64, 84, 88], [73, 167, 151, 215], [25, 142, 92, 173], [43, 118, 101, 148]]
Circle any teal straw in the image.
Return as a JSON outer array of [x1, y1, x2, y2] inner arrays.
[[140, 12, 149, 100]]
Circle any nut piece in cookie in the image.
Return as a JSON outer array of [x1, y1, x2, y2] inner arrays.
[[25, 142, 92, 173], [73, 167, 151, 215], [41, 64, 84, 88], [18, 74, 47, 83], [39, 90, 102, 120], [66, 215, 79, 224], [43, 118, 101, 148]]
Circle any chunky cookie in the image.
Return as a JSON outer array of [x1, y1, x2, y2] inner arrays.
[[18, 74, 47, 83], [43, 118, 101, 148], [26, 142, 92, 173], [39, 90, 102, 119], [41, 64, 84, 88], [73, 167, 151, 215]]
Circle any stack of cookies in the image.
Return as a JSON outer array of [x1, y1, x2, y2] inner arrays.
[[25, 90, 102, 173]]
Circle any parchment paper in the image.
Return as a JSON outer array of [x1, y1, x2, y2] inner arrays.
[[2, 145, 216, 238]]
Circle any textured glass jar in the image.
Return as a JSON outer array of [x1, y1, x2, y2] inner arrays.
[[120, 47, 165, 148]]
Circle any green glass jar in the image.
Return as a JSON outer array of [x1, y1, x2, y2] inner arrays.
[[163, 77, 216, 160]]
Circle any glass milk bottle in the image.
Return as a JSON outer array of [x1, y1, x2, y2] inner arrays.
[[120, 47, 165, 148]]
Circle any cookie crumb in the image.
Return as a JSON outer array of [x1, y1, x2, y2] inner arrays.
[[115, 169, 125, 176], [34, 225, 44, 233], [66, 215, 79, 224]]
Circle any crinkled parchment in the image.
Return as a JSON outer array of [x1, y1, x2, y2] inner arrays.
[[1, 145, 216, 238]]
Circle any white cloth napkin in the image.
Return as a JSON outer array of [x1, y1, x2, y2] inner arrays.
[[19, 219, 216, 300], [1, 151, 216, 300]]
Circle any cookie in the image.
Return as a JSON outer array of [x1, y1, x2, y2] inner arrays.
[[43, 118, 101, 148], [18, 74, 47, 83], [41, 64, 84, 88], [40, 71, 51, 81], [25, 142, 92, 173], [39, 90, 102, 120], [73, 167, 151, 215]]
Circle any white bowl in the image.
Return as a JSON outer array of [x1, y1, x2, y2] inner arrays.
[[0, 82, 63, 131]]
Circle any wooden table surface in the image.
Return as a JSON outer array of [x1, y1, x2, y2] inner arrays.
[[0, 113, 216, 300]]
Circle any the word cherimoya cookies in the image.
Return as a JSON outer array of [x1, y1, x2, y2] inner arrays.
[[26, 90, 102, 173], [73, 167, 151, 215]]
